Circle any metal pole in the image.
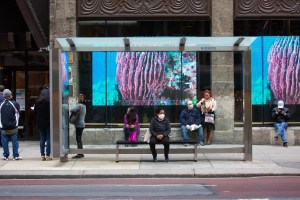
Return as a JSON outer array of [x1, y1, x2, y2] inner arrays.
[[243, 49, 252, 161]]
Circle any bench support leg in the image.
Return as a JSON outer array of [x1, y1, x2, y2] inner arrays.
[[194, 144, 198, 162], [116, 144, 119, 163]]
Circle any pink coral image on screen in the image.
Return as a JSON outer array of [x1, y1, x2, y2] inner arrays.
[[268, 36, 300, 104], [115, 51, 197, 105]]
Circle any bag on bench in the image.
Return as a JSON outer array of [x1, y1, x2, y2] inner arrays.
[[129, 131, 137, 141], [143, 129, 151, 143]]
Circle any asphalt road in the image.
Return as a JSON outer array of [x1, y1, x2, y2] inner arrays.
[[1, 176, 300, 199]]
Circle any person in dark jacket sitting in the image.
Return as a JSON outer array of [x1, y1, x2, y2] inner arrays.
[[149, 107, 171, 163], [272, 100, 291, 147], [180, 99, 204, 146]]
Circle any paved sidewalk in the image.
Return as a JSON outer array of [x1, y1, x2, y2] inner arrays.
[[0, 141, 300, 179]]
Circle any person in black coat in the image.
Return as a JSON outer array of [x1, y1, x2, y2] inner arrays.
[[35, 87, 51, 161], [149, 107, 171, 162]]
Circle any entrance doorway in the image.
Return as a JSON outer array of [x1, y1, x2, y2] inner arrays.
[[1, 68, 49, 140]]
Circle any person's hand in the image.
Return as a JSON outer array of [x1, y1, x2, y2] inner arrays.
[[129, 124, 135, 128], [186, 125, 191, 130], [126, 124, 129, 128], [157, 134, 163, 140]]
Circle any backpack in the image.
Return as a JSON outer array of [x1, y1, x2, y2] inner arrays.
[[0, 100, 20, 130]]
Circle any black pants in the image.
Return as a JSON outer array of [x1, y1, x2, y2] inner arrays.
[[149, 136, 169, 159], [76, 128, 84, 154]]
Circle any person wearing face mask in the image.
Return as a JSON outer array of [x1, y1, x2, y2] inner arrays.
[[179, 99, 204, 146], [149, 107, 171, 162]]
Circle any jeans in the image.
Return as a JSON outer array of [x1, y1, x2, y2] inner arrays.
[[124, 127, 138, 141], [274, 122, 288, 143], [1, 131, 19, 158], [39, 126, 51, 156], [181, 125, 204, 143]]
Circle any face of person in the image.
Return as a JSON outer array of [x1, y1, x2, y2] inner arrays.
[[77, 95, 84, 102], [158, 110, 165, 120], [187, 101, 193, 110], [204, 92, 210, 100]]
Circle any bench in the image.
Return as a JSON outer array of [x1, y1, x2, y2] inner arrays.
[[116, 140, 198, 162]]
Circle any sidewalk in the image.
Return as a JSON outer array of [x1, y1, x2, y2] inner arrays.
[[0, 141, 300, 179]]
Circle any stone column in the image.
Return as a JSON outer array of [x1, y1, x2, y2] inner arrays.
[[211, 0, 235, 143], [50, 0, 77, 99]]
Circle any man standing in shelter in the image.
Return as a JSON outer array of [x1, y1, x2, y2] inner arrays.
[[180, 99, 204, 146], [272, 100, 291, 147], [0, 89, 22, 160]]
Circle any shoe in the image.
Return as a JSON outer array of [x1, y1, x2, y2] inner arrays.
[[283, 142, 288, 147], [45, 156, 52, 161], [199, 142, 205, 146], [184, 144, 188, 147], [165, 158, 169, 163], [41, 156, 46, 161], [153, 157, 157, 162], [274, 136, 278, 141], [207, 142, 211, 145], [2, 156, 8, 161], [13, 157, 22, 161], [72, 154, 84, 159]]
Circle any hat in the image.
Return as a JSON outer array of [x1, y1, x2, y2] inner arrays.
[[277, 100, 284, 109], [3, 89, 12, 98]]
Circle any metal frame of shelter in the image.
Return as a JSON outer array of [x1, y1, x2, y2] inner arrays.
[[51, 36, 255, 162]]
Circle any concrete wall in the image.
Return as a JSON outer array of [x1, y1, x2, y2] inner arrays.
[[69, 127, 300, 146]]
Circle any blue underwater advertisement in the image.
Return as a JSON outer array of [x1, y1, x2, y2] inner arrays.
[[92, 51, 197, 106], [252, 36, 300, 105]]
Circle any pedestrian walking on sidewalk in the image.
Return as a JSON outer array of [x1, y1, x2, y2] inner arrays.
[[70, 93, 86, 159], [35, 85, 52, 161], [149, 107, 171, 163], [272, 100, 291, 147], [0, 89, 22, 160], [0, 85, 5, 147]]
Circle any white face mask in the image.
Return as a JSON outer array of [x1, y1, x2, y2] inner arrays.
[[158, 114, 165, 120], [188, 105, 194, 110]]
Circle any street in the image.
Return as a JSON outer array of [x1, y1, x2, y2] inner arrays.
[[0, 176, 300, 199]]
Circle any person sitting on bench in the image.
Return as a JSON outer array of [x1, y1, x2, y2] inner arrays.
[[180, 99, 204, 146], [149, 107, 171, 163]]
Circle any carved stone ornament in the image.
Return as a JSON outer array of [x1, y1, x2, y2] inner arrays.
[[78, 0, 210, 18], [235, 0, 300, 18]]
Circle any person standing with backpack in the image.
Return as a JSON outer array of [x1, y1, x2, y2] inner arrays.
[[0, 89, 22, 160]]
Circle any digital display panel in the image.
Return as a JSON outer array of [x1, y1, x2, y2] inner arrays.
[[92, 51, 197, 106]]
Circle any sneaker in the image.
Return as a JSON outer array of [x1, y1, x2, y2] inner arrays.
[[153, 157, 157, 162], [274, 136, 278, 141], [165, 158, 169, 163], [199, 142, 205, 146], [45, 156, 52, 161], [283, 142, 288, 147], [2, 156, 8, 161], [41, 156, 46, 161], [13, 157, 22, 161], [72, 154, 84, 159]]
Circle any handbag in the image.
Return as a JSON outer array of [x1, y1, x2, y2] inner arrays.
[[143, 129, 151, 143], [129, 131, 137, 141], [204, 113, 215, 124], [69, 110, 79, 124]]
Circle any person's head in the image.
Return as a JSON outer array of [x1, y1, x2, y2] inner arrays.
[[186, 99, 194, 110], [156, 107, 165, 120], [277, 100, 284, 109], [203, 90, 211, 100], [128, 107, 136, 118], [0, 85, 5, 93], [36, 88, 50, 103], [3, 89, 12, 99], [77, 93, 85, 103]]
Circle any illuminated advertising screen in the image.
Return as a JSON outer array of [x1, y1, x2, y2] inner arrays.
[[92, 51, 197, 106]]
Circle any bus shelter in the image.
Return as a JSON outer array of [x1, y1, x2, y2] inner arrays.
[[51, 36, 256, 162]]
